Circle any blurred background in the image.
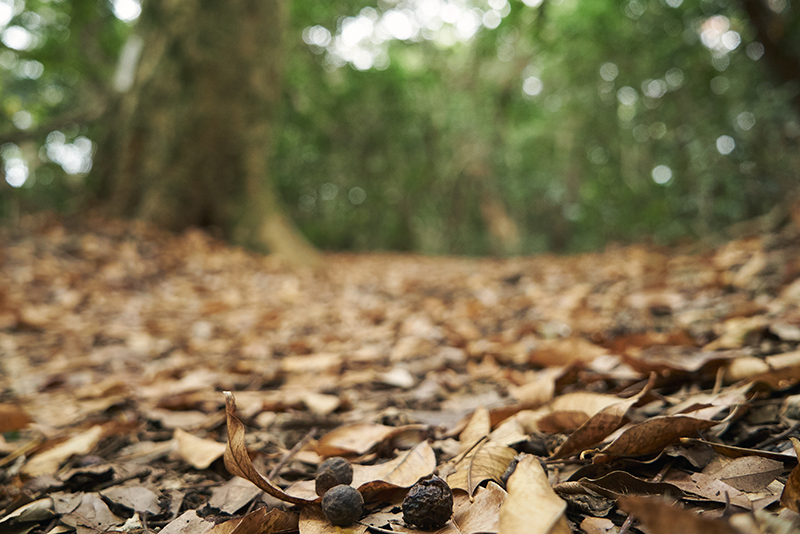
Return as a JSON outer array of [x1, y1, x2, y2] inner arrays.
[[0, 0, 798, 256]]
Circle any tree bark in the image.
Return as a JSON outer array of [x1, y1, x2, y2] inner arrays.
[[96, 0, 319, 266]]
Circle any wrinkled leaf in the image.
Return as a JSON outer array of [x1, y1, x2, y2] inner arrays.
[[578, 471, 684, 499], [175, 428, 227, 470], [223, 391, 312, 505], [711, 456, 784, 493], [665, 472, 751, 510], [206, 507, 299, 534]]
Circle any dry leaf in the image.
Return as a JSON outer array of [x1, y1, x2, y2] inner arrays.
[[206, 507, 299, 534], [711, 456, 784, 493], [577, 471, 684, 499], [223, 391, 313, 505], [298, 505, 368, 534], [208, 477, 265, 514], [459, 406, 491, 453], [23, 425, 105, 476], [0, 403, 32, 432], [159, 510, 216, 534], [665, 472, 751, 510], [780, 437, 800, 513], [446, 439, 516, 496], [618, 496, 741, 534], [316, 423, 427, 457], [499, 455, 570, 534], [175, 428, 227, 470], [598, 416, 720, 458], [99, 486, 161, 515]]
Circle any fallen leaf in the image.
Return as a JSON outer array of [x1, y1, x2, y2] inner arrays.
[[579, 517, 618, 534], [617, 496, 741, 534], [780, 437, 800, 513], [99, 485, 161, 515], [206, 507, 299, 534], [316, 423, 428, 457], [223, 391, 313, 505], [446, 439, 516, 496], [577, 471, 684, 499], [59, 492, 123, 534], [499, 455, 570, 534], [665, 472, 751, 510], [175, 428, 227, 469], [459, 406, 491, 453], [298, 504, 368, 534], [598, 416, 720, 459], [551, 377, 653, 459], [159, 510, 216, 534], [208, 477, 265, 514], [710, 456, 784, 493], [0, 498, 55, 526], [0, 403, 32, 432], [23, 425, 105, 476]]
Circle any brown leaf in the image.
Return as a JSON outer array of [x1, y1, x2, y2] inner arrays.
[[298, 505, 368, 534], [59, 492, 124, 534], [446, 439, 516, 496], [0, 403, 32, 432], [159, 510, 216, 534], [175, 428, 227, 470], [665, 472, 752, 510], [459, 406, 491, 453], [780, 437, 800, 513], [207, 507, 299, 534], [99, 486, 161, 515], [316, 423, 428, 457], [223, 391, 312, 505], [711, 456, 784, 493], [498, 455, 570, 534], [23, 425, 106, 477], [598, 416, 720, 458], [577, 471, 684, 499], [617, 496, 741, 534]]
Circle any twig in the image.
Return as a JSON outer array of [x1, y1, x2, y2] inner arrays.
[[617, 459, 673, 534], [141, 511, 150, 534], [267, 427, 317, 481], [756, 420, 800, 449]]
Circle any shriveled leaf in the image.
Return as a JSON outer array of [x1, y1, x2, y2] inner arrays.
[[298, 505, 368, 534], [598, 416, 720, 458], [223, 391, 312, 505], [207, 507, 299, 534], [446, 440, 516, 496], [59, 492, 124, 534], [175, 428, 227, 470], [499, 455, 569, 534], [0, 498, 55, 526], [711, 456, 784, 493], [618, 496, 741, 534], [780, 438, 800, 513], [459, 406, 491, 453], [22, 425, 105, 477], [679, 438, 798, 463]]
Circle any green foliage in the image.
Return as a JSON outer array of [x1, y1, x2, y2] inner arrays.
[[2, 0, 798, 254]]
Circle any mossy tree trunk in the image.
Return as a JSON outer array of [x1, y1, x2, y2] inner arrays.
[[96, 0, 319, 266]]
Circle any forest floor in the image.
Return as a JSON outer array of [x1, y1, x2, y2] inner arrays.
[[3, 214, 800, 534]]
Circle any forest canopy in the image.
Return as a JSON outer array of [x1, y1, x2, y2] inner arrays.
[[0, 0, 798, 254]]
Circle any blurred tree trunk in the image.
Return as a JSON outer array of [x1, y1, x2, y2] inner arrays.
[[95, 0, 319, 266]]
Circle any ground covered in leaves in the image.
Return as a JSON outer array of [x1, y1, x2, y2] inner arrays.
[[3, 215, 800, 534]]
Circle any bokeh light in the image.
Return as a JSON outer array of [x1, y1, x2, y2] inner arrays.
[[716, 135, 735, 155]]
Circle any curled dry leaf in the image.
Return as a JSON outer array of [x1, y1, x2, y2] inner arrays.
[[223, 391, 313, 506], [499, 455, 569, 534], [617, 496, 741, 534]]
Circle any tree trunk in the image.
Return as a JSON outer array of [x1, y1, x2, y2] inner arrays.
[[96, 0, 319, 266]]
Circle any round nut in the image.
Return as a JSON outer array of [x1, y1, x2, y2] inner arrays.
[[402, 475, 453, 530], [315, 457, 354, 496], [321, 484, 363, 527]]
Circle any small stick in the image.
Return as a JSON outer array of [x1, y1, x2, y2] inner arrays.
[[268, 427, 317, 480]]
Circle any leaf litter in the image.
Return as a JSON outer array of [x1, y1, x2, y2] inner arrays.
[[2, 215, 800, 533]]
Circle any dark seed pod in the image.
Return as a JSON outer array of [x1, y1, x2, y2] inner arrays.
[[315, 457, 354, 496], [321, 484, 363, 527], [402, 475, 454, 530]]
